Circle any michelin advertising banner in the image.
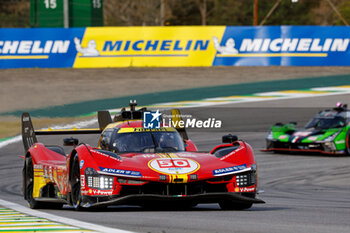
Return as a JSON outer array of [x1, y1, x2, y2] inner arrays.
[[1, 26, 350, 68]]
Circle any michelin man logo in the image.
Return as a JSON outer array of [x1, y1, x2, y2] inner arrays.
[[213, 36, 238, 55], [74, 37, 100, 56], [143, 110, 161, 129]]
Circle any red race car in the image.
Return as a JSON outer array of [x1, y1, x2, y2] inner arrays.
[[22, 102, 264, 210]]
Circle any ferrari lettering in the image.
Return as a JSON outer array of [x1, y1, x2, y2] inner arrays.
[[134, 128, 167, 132], [91, 150, 121, 161], [219, 146, 244, 160]]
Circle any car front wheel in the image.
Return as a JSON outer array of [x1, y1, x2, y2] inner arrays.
[[70, 154, 83, 210]]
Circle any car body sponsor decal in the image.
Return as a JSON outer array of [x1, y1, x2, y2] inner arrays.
[[92, 189, 113, 195], [213, 164, 248, 176], [239, 187, 255, 192], [99, 167, 142, 177], [278, 135, 288, 140], [80, 175, 85, 189], [80, 160, 84, 169], [293, 131, 312, 137], [307, 136, 318, 141]]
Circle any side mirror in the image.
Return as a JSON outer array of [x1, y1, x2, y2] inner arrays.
[[222, 134, 238, 143], [63, 137, 79, 146]]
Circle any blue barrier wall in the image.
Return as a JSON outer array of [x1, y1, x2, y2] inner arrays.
[[0, 28, 84, 69], [0, 26, 349, 68], [214, 26, 350, 66]]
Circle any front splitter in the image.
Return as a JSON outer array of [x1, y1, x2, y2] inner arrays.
[[81, 192, 265, 208]]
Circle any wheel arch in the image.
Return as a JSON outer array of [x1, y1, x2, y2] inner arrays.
[[68, 149, 78, 185]]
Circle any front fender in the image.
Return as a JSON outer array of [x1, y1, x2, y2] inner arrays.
[[211, 141, 256, 166]]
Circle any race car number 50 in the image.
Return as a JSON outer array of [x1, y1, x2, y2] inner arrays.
[[149, 158, 199, 175], [157, 159, 191, 168]]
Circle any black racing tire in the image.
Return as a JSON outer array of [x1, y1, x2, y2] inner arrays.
[[25, 156, 42, 209], [24, 156, 63, 209], [70, 154, 83, 211], [346, 130, 350, 155]]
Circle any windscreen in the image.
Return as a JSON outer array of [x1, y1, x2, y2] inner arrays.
[[305, 116, 345, 130], [111, 131, 185, 153]]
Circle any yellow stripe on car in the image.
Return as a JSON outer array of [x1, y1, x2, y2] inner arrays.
[[118, 127, 176, 133]]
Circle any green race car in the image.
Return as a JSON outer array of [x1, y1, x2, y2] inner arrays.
[[263, 103, 350, 155]]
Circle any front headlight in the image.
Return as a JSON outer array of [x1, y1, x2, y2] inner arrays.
[[85, 167, 114, 190], [267, 131, 274, 140], [235, 171, 256, 187], [251, 164, 257, 171]]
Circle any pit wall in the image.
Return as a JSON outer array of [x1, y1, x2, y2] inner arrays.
[[0, 26, 349, 68]]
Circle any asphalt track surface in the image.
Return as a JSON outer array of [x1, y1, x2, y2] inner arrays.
[[1, 94, 350, 233]]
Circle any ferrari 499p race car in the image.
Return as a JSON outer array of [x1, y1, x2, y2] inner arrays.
[[22, 102, 264, 210], [263, 103, 350, 155]]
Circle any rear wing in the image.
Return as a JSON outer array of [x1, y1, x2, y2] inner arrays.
[[22, 113, 38, 152], [21, 111, 111, 152]]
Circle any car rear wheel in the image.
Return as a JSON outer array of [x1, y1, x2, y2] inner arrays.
[[71, 154, 83, 210], [24, 156, 42, 209], [25, 156, 63, 209], [346, 131, 350, 155]]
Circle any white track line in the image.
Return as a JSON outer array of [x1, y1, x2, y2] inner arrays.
[[0, 199, 135, 233], [145, 89, 350, 109], [0, 135, 22, 149]]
